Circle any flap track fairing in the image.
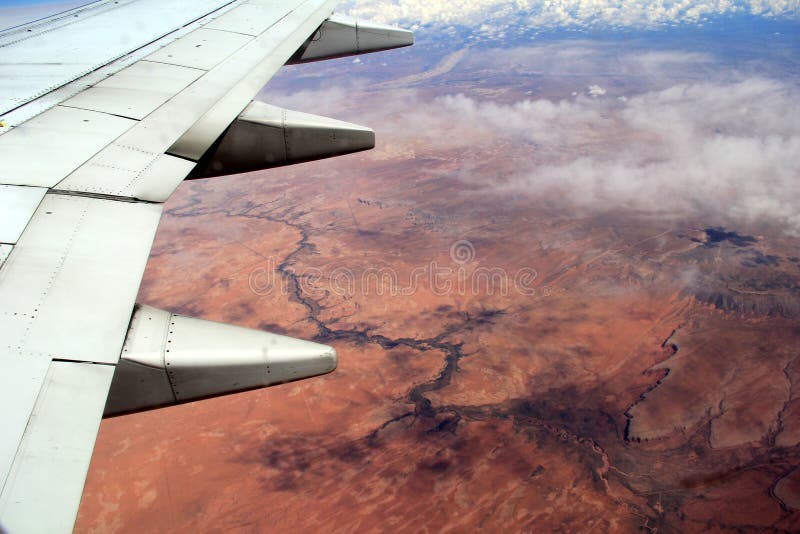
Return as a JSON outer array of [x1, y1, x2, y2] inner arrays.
[[288, 14, 414, 64], [188, 101, 374, 178], [104, 305, 337, 416]]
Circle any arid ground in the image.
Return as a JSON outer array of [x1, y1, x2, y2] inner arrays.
[[76, 29, 800, 533]]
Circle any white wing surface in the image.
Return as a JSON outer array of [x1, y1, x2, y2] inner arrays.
[[0, 1, 413, 531]]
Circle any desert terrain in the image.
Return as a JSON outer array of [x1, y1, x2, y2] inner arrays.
[[75, 153, 800, 531], [76, 34, 800, 532]]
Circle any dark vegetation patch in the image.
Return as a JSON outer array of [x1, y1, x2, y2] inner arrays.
[[701, 227, 758, 248]]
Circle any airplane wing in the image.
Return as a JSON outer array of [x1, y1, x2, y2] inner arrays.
[[0, 1, 413, 531]]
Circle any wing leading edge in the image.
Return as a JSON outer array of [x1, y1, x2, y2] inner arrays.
[[0, 0, 413, 531]]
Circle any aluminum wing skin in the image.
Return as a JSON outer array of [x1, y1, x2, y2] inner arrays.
[[0, 1, 413, 532]]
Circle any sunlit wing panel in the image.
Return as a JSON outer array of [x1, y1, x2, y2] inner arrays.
[[0, 185, 46, 243], [0, 361, 114, 533], [0, 194, 163, 365], [0, 195, 162, 526], [1, 0, 339, 201], [0, 106, 136, 188], [0, 245, 11, 268], [0, 0, 241, 115]]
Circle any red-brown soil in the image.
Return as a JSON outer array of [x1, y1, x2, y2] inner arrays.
[[75, 41, 800, 532], [75, 152, 800, 532]]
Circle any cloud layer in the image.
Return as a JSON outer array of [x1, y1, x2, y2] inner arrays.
[[340, 0, 799, 30], [266, 75, 800, 233]]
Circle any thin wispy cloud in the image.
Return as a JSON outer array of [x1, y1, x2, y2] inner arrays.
[[464, 45, 715, 74]]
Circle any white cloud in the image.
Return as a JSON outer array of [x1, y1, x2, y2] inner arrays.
[[587, 84, 607, 97], [264, 77, 800, 233], [505, 79, 800, 231], [339, 0, 799, 30]]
